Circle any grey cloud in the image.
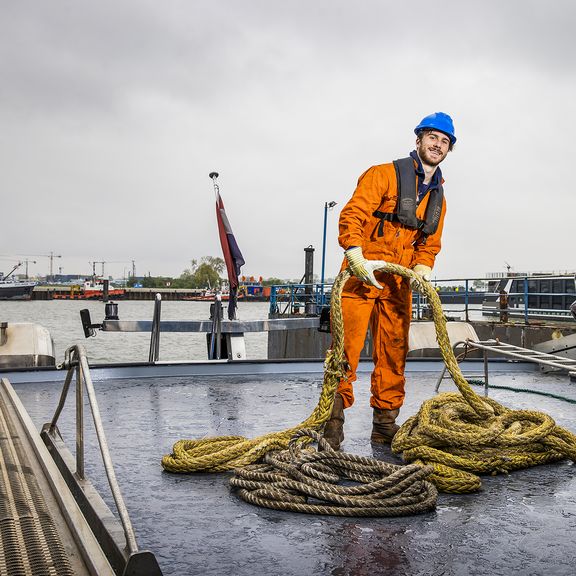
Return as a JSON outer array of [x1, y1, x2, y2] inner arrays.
[[2, 1, 575, 118], [1, 0, 574, 280]]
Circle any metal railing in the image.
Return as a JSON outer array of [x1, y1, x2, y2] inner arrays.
[[83, 295, 319, 363], [149, 294, 162, 362], [269, 283, 331, 316], [49, 345, 138, 552], [268, 274, 576, 324], [46, 344, 162, 574], [435, 338, 576, 395], [436, 274, 576, 324], [148, 293, 231, 361]]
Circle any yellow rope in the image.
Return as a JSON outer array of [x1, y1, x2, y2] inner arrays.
[[389, 264, 576, 493], [162, 264, 576, 492], [161, 269, 351, 473]]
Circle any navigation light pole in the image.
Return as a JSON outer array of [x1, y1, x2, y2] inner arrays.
[[321, 201, 337, 291]]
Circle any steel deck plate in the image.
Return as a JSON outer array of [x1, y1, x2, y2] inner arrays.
[[11, 369, 576, 576]]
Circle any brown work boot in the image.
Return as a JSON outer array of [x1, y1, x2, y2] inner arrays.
[[371, 408, 400, 444], [322, 394, 345, 450]]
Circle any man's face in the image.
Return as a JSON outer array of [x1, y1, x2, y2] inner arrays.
[[416, 130, 451, 166]]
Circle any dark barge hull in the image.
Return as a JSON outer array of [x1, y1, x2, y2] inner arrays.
[[0, 283, 35, 300], [5, 359, 576, 576]]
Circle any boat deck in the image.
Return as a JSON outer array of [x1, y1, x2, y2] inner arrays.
[[8, 363, 576, 575]]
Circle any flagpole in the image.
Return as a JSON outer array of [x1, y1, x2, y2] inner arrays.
[[209, 171, 223, 293], [209, 172, 224, 293], [209, 171, 220, 198], [209, 171, 244, 321]]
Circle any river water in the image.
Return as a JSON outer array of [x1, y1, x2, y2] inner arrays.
[[0, 299, 271, 363], [0, 298, 487, 365]]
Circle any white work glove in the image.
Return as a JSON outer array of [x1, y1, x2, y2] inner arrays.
[[345, 247, 387, 289], [411, 264, 432, 286]]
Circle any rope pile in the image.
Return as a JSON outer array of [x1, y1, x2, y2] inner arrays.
[[162, 263, 576, 496], [230, 429, 437, 517], [390, 265, 576, 493]]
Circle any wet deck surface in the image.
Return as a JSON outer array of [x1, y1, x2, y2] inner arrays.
[[13, 369, 576, 576]]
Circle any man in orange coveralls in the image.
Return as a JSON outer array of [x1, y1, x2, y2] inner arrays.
[[323, 112, 456, 450]]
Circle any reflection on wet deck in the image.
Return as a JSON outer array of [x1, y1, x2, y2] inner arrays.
[[13, 370, 576, 576]]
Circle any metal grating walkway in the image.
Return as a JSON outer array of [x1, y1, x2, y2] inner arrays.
[[0, 397, 74, 576]]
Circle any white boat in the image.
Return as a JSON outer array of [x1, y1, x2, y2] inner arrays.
[[0, 263, 36, 300]]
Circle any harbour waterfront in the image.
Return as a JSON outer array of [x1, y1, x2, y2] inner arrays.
[[2, 297, 573, 366], [0, 299, 271, 363]]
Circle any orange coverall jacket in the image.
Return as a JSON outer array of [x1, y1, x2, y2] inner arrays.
[[337, 159, 447, 410]]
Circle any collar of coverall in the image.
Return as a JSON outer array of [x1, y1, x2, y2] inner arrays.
[[410, 149, 443, 201]]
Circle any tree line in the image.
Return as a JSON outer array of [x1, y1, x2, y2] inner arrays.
[[127, 256, 286, 289]]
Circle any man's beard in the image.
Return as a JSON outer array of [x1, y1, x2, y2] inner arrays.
[[419, 147, 445, 167]]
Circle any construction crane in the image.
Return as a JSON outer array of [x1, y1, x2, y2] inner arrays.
[[29, 252, 62, 278], [23, 259, 37, 279], [0, 252, 61, 278], [89, 261, 106, 278], [89, 260, 134, 280]]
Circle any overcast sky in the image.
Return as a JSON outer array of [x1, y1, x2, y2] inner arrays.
[[1, 0, 574, 282]]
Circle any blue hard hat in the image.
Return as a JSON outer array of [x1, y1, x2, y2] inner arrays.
[[414, 112, 456, 144]]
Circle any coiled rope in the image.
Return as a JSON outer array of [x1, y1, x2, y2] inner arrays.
[[162, 264, 576, 495], [230, 429, 437, 517]]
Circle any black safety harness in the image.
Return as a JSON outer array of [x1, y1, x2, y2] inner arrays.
[[372, 157, 444, 245]]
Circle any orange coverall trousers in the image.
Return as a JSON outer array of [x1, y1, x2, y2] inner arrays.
[[337, 271, 411, 411]]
